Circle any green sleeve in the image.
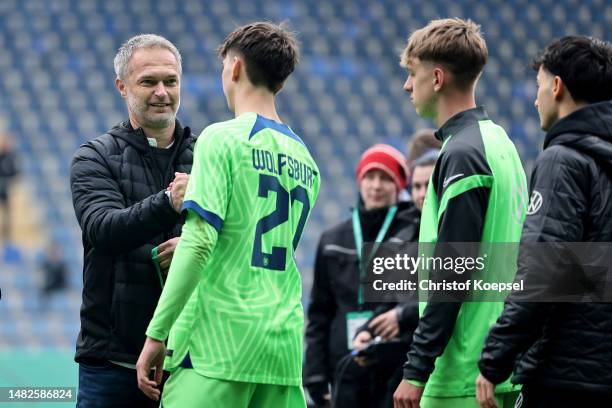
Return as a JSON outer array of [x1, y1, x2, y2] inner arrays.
[[146, 211, 218, 341]]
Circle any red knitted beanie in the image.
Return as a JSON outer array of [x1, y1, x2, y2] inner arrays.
[[356, 144, 410, 191]]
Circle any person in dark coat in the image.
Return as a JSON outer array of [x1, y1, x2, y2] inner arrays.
[[349, 150, 437, 408], [0, 133, 18, 242], [304, 144, 419, 408], [70, 34, 196, 408], [40, 241, 67, 296], [476, 36, 612, 408]]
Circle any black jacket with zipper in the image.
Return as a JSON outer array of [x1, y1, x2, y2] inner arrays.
[[70, 119, 196, 364], [479, 101, 612, 394]]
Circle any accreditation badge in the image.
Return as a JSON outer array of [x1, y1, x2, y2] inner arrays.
[[346, 310, 373, 349]]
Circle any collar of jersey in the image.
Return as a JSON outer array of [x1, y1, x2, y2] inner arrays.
[[247, 114, 305, 146], [434, 106, 488, 142]]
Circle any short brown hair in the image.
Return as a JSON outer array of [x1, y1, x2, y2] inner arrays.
[[217, 22, 299, 93], [400, 18, 487, 89], [407, 128, 442, 163]]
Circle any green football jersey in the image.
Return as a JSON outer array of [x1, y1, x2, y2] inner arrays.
[[163, 112, 320, 386]]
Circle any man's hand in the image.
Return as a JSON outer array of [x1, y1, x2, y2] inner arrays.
[[352, 330, 373, 350], [168, 172, 189, 212], [369, 308, 400, 340], [155, 237, 180, 270], [476, 373, 499, 408], [136, 337, 166, 401], [393, 380, 424, 408], [352, 330, 374, 367]]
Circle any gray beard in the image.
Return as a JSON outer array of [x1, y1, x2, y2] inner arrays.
[[143, 114, 174, 129]]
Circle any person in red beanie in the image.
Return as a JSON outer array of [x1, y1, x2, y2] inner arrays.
[[304, 144, 421, 408], [356, 144, 410, 209]]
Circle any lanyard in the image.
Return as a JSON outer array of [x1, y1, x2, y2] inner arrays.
[[352, 205, 397, 306], [151, 246, 165, 289]]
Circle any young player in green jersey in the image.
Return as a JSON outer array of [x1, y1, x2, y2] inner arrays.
[[393, 18, 527, 408], [136, 22, 320, 408]]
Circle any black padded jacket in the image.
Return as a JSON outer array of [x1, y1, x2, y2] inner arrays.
[[70, 119, 196, 364], [479, 102, 612, 395]]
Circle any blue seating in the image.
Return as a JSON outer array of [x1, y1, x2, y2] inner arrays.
[[0, 0, 607, 346]]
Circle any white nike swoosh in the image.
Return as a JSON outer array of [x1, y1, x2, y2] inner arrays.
[[443, 173, 464, 188]]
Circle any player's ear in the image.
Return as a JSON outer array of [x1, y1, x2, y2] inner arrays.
[[552, 75, 565, 101], [231, 56, 242, 82], [115, 78, 127, 97], [432, 66, 445, 92]]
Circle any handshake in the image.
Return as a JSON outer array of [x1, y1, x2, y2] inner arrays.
[[166, 172, 189, 213], [152, 172, 190, 272]]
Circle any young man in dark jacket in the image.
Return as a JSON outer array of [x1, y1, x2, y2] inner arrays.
[[70, 34, 196, 408], [304, 144, 420, 407], [476, 36, 612, 408]]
